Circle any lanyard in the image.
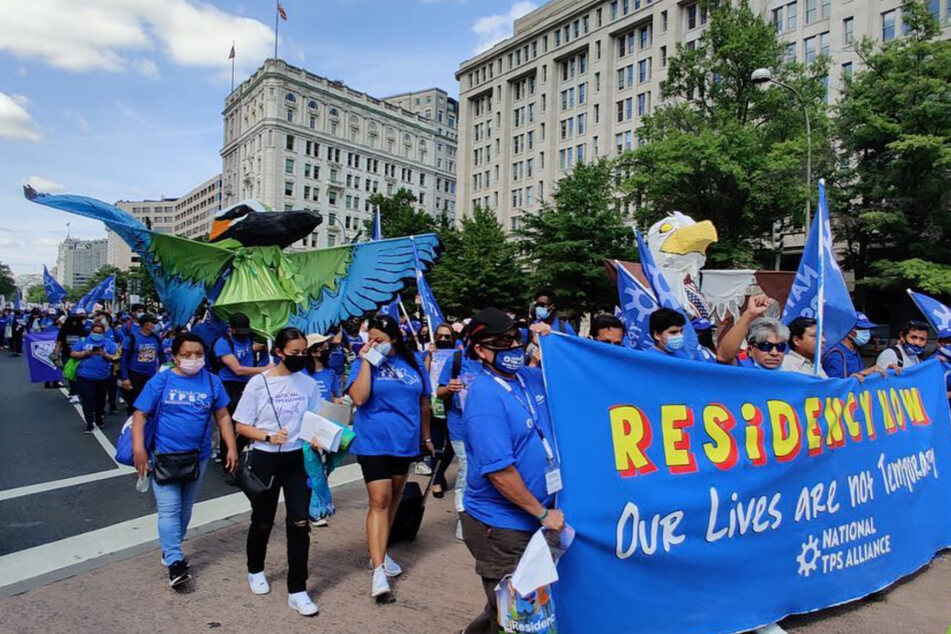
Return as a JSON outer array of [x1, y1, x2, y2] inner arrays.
[[488, 371, 556, 464]]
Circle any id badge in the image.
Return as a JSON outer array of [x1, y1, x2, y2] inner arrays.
[[545, 461, 563, 495]]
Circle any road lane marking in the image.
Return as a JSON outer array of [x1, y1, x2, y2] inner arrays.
[[0, 462, 363, 592], [0, 467, 134, 502]]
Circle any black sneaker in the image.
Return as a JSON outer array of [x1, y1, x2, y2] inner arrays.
[[168, 560, 190, 588], [84, 423, 94, 434]]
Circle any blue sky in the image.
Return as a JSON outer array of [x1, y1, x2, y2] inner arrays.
[[0, 0, 538, 276]]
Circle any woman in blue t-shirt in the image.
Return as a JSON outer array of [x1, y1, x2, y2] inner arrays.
[[131, 333, 238, 589], [346, 315, 433, 601], [305, 333, 342, 403], [71, 320, 121, 433]]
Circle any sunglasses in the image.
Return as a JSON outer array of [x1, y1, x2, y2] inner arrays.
[[752, 341, 788, 353], [480, 333, 523, 349], [436, 335, 453, 341]]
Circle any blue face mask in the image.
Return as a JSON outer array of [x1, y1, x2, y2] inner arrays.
[[89, 333, 105, 343], [903, 342, 925, 357], [492, 347, 525, 374], [852, 330, 871, 346], [375, 342, 393, 358], [665, 334, 685, 352], [534, 306, 550, 321]]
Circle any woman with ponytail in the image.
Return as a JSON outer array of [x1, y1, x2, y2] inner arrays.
[[346, 314, 433, 601]]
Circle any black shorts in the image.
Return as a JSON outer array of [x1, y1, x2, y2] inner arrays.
[[357, 455, 415, 483]]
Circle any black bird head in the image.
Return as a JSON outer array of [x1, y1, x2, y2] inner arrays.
[[209, 200, 322, 248]]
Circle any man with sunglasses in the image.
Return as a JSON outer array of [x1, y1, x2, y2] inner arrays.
[[459, 307, 566, 634], [715, 295, 786, 369], [876, 320, 929, 370], [531, 290, 576, 336]]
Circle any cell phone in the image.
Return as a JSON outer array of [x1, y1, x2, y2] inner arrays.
[[364, 347, 385, 367]]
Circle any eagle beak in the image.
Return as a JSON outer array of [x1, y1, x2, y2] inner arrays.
[[660, 220, 718, 256], [209, 219, 231, 241]]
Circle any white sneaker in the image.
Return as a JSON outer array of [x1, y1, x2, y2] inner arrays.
[[455, 519, 464, 541], [755, 625, 787, 634], [371, 565, 391, 597], [368, 553, 402, 577], [414, 462, 432, 475], [69, 395, 80, 404], [288, 591, 319, 616], [312, 518, 328, 527], [248, 571, 270, 595]]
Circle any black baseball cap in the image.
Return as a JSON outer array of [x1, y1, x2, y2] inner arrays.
[[467, 307, 517, 343], [229, 312, 252, 336], [139, 314, 158, 326]]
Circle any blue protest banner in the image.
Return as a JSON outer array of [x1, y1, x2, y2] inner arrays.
[[782, 181, 856, 366], [43, 265, 67, 304], [25, 329, 62, 383], [73, 274, 115, 315], [907, 289, 951, 336], [413, 240, 445, 330], [540, 334, 951, 634]]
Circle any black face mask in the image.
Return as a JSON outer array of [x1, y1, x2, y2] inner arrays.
[[435, 339, 454, 349], [282, 355, 308, 373]]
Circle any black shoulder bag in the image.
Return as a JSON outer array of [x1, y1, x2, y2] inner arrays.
[[234, 375, 282, 503], [152, 372, 214, 484]]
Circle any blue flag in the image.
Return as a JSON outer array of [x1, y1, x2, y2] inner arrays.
[[371, 207, 401, 319], [371, 207, 383, 241], [73, 274, 115, 315], [101, 273, 115, 300], [14, 288, 21, 311], [43, 265, 68, 304], [413, 241, 445, 329], [615, 261, 659, 350], [635, 231, 705, 360], [782, 180, 856, 368], [907, 289, 951, 337]]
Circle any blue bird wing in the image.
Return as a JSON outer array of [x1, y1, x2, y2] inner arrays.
[[286, 234, 441, 334], [24, 187, 234, 326]]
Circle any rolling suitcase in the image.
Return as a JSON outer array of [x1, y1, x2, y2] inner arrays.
[[389, 457, 441, 543]]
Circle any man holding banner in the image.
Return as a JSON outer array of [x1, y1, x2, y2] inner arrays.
[[459, 308, 565, 634]]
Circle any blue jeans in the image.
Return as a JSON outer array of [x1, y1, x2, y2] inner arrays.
[[451, 439, 468, 514], [152, 459, 208, 566]]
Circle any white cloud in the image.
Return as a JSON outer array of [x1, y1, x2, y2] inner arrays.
[[0, 0, 273, 76], [31, 237, 62, 247], [472, 1, 537, 54], [23, 176, 66, 192], [0, 92, 42, 141]]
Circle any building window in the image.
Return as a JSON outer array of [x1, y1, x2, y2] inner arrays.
[[687, 4, 697, 30], [285, 93, 296, 103], [882, 10, 896, 42], [805, 0, 817, 24], [821, 0, 831, 19], [805, 35, 817, 63], [285, 134, 294, 151], [842, 62, 853, 82], [284, 181, 294, 196], [843, 17, 854, 43], [786, 1, 797, 29], [286, 108, 294, 123], [611, 1, 618, 20], [285, 158, 294, 174], [773, 7, 784, 32]]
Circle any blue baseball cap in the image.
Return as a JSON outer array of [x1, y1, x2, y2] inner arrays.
[[854, 312, 877, 329]]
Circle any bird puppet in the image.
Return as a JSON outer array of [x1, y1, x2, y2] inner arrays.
[[209, 199, 321, 248], [24, 186, 440, 337], [645, 211, 718, 325]]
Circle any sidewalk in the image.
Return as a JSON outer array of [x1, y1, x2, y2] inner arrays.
[[2, 470, 950, 633]]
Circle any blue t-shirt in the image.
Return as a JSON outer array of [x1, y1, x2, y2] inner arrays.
[[437, 355, 482, 442], [533, 317, 577, 336], [75, 337, 119, 380], [306, 367, 340, 401], [121, 329, 165, 378], [822, 343, 864, 379], [134, 369, 229, 461], [214, 335, 256, 383], [463, 367, 555, 532], [346, 355, 431, 457]]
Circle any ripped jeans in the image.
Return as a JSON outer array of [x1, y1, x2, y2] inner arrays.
[[246, 449, 311, 592]]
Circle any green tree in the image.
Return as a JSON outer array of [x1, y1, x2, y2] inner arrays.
[[835, 0, 951, 294], [26, 285, 46, 304], [517, 159, 637, 315], [619, 0, 831, 268], [365, 189, 436, 238], [429, 207, 527, 317], [0, 262, 15, 300]]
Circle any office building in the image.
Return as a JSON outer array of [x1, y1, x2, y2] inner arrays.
[[455, 0, 951, 231], [221, 59, 458, 250], [56, 237, 108, 288]]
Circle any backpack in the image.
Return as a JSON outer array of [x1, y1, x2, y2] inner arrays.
[[887, 345, 905, 369]]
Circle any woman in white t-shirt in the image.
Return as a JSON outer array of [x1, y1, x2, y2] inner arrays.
[[234, 327, 324, 617]]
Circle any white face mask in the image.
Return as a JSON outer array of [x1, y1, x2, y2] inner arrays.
[[178, 358, 205, 375]]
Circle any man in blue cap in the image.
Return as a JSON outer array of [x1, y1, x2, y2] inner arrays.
[[822, 312, 885, 379]]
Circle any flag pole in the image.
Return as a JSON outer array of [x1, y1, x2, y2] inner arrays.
[[230, 40, 235, 92], [274, 1, 279, 59], [814, 179, 826, 375]]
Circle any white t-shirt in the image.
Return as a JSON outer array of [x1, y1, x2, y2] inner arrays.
[[233, 371, 324, 453], [876, 346, 920, 369]]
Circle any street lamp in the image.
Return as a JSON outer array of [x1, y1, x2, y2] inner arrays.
[[751, 67, 812, 239]]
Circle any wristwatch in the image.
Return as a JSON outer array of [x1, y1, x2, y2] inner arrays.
[[264, 434, 272, 444]]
